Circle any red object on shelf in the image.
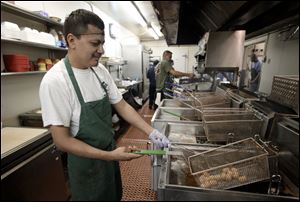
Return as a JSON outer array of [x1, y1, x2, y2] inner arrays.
[[3, 54, 30, 72]]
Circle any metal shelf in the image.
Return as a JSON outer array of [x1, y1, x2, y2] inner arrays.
[[1, 37, 68, 51], [1, 1, 63, 27], [1, 71, 47, 77]]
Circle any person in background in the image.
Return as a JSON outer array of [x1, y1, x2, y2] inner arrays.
[[249, 53, 262, 92], [164, 59, 175, 95], [155, 50, 194, 105], [147, 60, 159, 109], [39, 9, 169, 201]]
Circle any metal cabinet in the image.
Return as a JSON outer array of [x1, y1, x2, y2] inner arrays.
[[1, 144, 69, 201]]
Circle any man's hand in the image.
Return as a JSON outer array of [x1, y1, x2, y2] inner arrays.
[[109, 146, 142, 161], [149, 129, 170, 148]]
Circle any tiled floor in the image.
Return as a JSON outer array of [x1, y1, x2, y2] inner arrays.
[[116, 102, 157, 201]]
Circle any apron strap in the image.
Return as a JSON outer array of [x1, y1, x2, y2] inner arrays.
[[64, 56, 85, 105], [64, 57, 109, 105], [90, 67, 109, 95]]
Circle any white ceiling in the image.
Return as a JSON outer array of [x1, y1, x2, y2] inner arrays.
[[90, 1, 164, 41]]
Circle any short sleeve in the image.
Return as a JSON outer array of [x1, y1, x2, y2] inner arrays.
[[39, 75, 72, 127], [162, 61, 172, 73]]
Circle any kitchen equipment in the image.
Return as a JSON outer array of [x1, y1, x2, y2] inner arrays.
[[163, 122, 205, 144], [1, 127, 68, 200], [159, 99, 194, 108], [273, 117, 299, 157], [150, 122, 208, 191], [198, 95, 231, 108], [168, 86, 233, 109], [151, 107, 202, 132], [131, 149, 182, 156], [160, 99, 251, 117], [245, 82, 299, 140], [158, 142, 299, 201], [188, 138, 270, 190], [202, 112, 263, 142], [268, 116, 299, 188], [19, 109, 43, 127], [162, 109, 192, 121], [122, 45, 150, 102], [268, 75, 299, 115], [220, 83, 260, 107], [3, 54, 30, 72]]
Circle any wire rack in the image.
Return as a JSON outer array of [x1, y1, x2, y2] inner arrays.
[[202, 112, 263, 142], [188, 138, 270, 190]]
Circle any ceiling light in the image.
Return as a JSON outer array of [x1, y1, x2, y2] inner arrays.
[[130, 1, 147, 27], [131, 1, 160, 40], [151, 22, 163, 37], [148, 27, 159, 40]]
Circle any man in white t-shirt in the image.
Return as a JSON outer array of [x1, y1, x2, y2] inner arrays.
[[39, 9, 169, 201]]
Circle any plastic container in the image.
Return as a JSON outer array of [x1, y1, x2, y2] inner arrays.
[[19, 27, 36, 42], [3, 55, 30, 72], [1, 21, 21, 40], [39, 32, 55, 46], [49, 29, 59, 46]]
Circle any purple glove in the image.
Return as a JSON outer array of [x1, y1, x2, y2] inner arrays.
[[149, 129, 170, 148]]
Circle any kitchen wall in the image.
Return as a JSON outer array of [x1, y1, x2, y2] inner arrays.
[[245, 29, 299, 94], [90, 3, 140, 57], [1, 1, 140, 126], [142, 40, 198, 73], [14, 1, 140, 57]]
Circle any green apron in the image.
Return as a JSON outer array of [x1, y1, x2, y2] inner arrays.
[[64, 57, 122, 201]]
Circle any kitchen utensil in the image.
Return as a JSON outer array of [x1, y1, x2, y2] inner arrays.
[[130, 149, 182, 156]]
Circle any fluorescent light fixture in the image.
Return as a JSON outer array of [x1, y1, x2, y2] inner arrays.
[[148, 27, 159, 40], [151, 22, 163, 37], [129, 1, 147, 27], [130, 1, 160, 40]]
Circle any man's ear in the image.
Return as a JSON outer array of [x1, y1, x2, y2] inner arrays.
[[67, 33, 77, 49]]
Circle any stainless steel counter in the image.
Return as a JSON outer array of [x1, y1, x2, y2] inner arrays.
[[1, 127, 69, 200]]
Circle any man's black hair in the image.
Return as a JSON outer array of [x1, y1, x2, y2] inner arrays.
[[63, 9, 105, 46]]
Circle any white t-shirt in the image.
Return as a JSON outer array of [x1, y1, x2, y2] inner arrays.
[[39, 59, 122, 136]]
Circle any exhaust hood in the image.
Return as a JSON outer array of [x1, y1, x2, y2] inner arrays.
[[152, 1, 299, 45]]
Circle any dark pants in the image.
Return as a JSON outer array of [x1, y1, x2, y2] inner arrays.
[[149, 84, 156, 107], [250, 83, 259, 92]]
